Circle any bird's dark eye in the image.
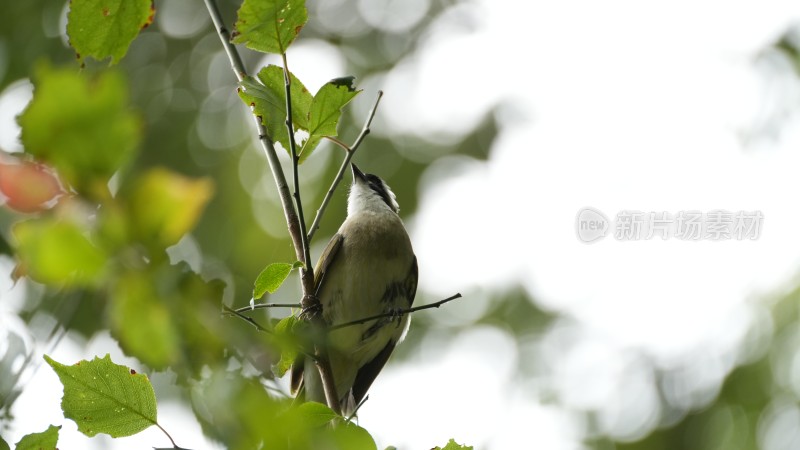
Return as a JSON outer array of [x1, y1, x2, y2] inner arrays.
[[365, 174, 396, 212]]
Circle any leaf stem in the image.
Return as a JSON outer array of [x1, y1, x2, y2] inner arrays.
[[307, 91, 383, 241], [154, 422, 180, 449]]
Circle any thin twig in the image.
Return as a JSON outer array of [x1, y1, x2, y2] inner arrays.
[[222, 304, 270, 333], [281, 53, 313, 284], [346, 394, 369, 422], [234, 303, 301, 313], [307, 91, 384, 241], [329, 293, 462, 331]]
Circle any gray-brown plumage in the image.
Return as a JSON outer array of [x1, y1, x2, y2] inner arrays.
[[291, 164, 417, 416]]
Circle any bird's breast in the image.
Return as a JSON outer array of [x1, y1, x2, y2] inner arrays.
[[319, 212, 415, 348]]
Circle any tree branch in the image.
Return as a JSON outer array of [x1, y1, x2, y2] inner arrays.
[[307, 91, 383, 241], [203, 0, 305, 269], [329, 293, 463, 331], [202, 0, 245, 82], [222, 304, 270, 333]]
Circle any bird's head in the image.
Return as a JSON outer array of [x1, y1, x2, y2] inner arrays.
[[348, 163, 400, 216]]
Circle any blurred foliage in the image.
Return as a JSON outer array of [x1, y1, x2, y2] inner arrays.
[[18, 65, 142, 196], [589, 281, 800, 450], [435, 439, 474, 450], [13, 424, 59, 450]]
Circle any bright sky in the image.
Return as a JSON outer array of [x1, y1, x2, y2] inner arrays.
[[5, 0, 800, 449]]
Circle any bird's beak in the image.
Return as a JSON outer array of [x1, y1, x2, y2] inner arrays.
[[351, 163, 366, 183]]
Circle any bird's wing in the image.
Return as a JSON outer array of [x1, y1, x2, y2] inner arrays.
[[351, 339, 395, 406], [290, 232, 345, 395], [313, 232, 344, 297], [350, 255, 418, 405], [406, 255, 418, 307]]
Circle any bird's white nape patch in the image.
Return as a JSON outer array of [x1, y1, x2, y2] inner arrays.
[[348, 177, 399, 216], [381, 179, 400, 212]]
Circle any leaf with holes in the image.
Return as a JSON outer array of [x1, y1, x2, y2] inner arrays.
[[299, 76, 360, 162], [67, 0, 155, 64], [239, 66, 311, 153], [232, 0, 307, 54], [44, 354, 158, 438]]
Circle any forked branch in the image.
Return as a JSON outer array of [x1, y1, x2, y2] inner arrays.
[[203, 0, 338, 414]]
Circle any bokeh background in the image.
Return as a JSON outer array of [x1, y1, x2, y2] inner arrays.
[[4, 0, 800, 448]]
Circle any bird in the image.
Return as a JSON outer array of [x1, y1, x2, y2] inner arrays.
[[291, 163, 418, 416]]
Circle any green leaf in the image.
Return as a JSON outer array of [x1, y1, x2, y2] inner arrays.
[[272, 314, 303, 377], [254, 260, 303, 298], [240, 68, 359, 163], [0, 434, 8, 450], [14, 425, 60, 450], [330, 421, 377, 450], [18, 64, 142, 196], [294, 402, 338, 428], [128, 167, 214, 249], [232, 0, 307, 54], [299, 77, 360, 161], [190, 370, 287, 449], [12, 218, 106, 286], [44, 354, 158, 438], [67, 0, 155, 64], [434, 439, 474, 450], [109, 272, 181, 369], [239, 66, 312, 153]]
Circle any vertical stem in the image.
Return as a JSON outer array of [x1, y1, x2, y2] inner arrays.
[[203, 0, 340, 415], [281, 53, 313, 283], [281, 53, 341, 414]]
